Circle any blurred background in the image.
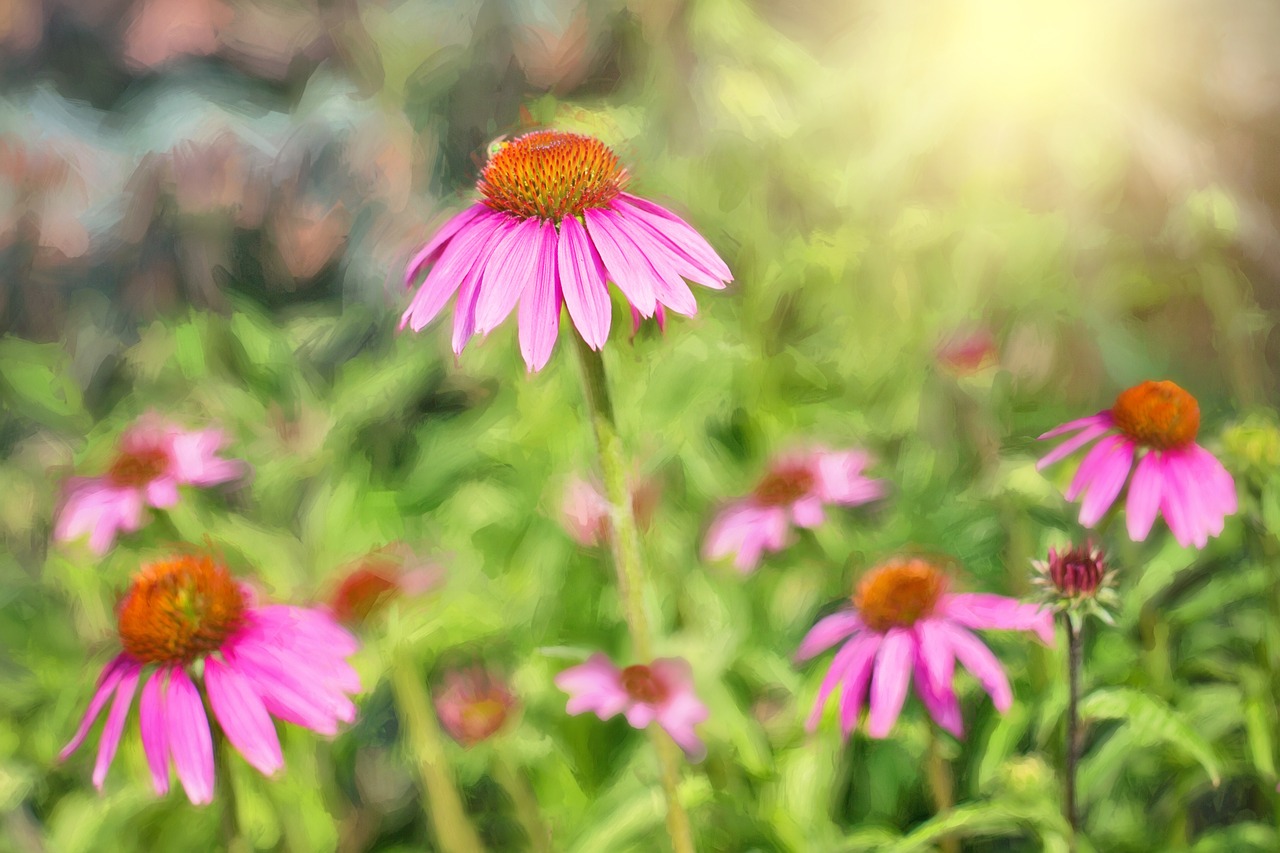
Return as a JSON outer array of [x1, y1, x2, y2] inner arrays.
[[1, 0, 1279, 850]]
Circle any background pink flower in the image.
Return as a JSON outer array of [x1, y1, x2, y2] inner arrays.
[[54, 414, 246, 554], [401, 130, 732, 372], [435, 666, 518, 747], [60, 555, 361, 804], [1037, 380, 1236, 548], [555, 652, 708, 760], [704, 448, 884, 572], [797, 558, 1053, 739]]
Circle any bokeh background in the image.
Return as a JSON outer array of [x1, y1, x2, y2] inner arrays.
[[2, 0, 1279, 850]]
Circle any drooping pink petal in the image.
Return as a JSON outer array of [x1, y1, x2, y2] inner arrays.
[[516, 220, 562, 372], [1165, 449, 1212, 547], [554, 654, 630, 719], [912, 657, 963, 737], [165, 428, 244, 486], [657, 694, 710, 761], [632, 241, 698, 316], [1154, 454, 1194, 547], [614, 194, 733, 283], [475, 217, 544, 334], [1037, 412, 1112, 441], [795, 611, 864, 662], [402, 211, 506, 333], [404, 203, 487, 287], [938, 623, 1012, 712], [227, 641, 355, 732], [942, 594, 1055, 646], [91, 662, 141, 790], [791, 495, 826, 529], [813, 450, 883, 505], [139, 668, 171, 795], [206, 657, 284, 777], [1064, 434, 1131, 502], [165, 667, 215, 805], [451, 216, 518, 353], [867, 628, 916, 738], [610, 204, 726, 290], [1125, 450, 1163, 541], [1036, 421, 1112, 470], [145, 477, 181, 508], [1192, 444, 1237, 519], [557, 215, 613, 349], [1078, 439, 1135, 526], [805, 631, 880, 732], [624, 702, 658, 728], [249, 606, 361, 657], [583, 207, 656, 316], [61, 655, 130, 760], [835, 636, 881, 737]]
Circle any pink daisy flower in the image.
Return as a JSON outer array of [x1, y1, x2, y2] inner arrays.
[[796, 557, 1053, 738], [435, 665, 519, 747], [1037, 380, 1237, 548], [559, 473, 660, 547], [61, 554, 361, 805], [703, 448, 885, 573], [54, 415, 246, 555], [554, 653, 709, 761], [401, 129, 733, 372]]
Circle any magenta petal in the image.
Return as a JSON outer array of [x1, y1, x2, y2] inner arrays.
[[1155, 454, 1194, 547], [516, 220, 561, 372], [912, 658, 963, 738], [92, 662, 141, 790], [1037, 412, 1112, 441], [401, 212, 503, 333], [1125, 451, 1163, 541], [610, 205, 726, 290], [1065, 434, 1131, 503], [475, 217, 543, 334], [939, 624, 1012, 712], [804, 632, 879, 732], [795, 611, 864, 662], [404, 203, 487, 287], [451, 217, 517, 353], [615, 194, 733, 282], [554, 653, 629, 720], [913, 621, 962, 736], [166, 667, 215, 805], [206, 657, 284, 777], [942, 594, 1055, 646], [61, 655, 130, 760], [583, 208, 657, 316], [836, 637, 881, 737], [1036, 421, 1112, 470], [867, 628, 915, 738], [790, 496, 826, 529], [140, 669, 171, 795], [1078, 439, 1134, 526], [1165, 450, 1210, 547], [557, 215, 612, 349]]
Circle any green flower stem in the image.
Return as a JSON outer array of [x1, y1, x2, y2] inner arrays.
[[214, 729, 250, 853], [491, 753, 553, 853], [1064, 612, 1084, 852], [572, 335, 696, 853], [390, 651, 487, 853], [925, 727, 959, 853]]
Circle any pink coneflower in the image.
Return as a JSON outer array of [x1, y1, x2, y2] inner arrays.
[[328, 543, 444, 627], [1037, 380, 1237, 548], [796, 557, 1053, 738], [554, 653, 708, 760], [401, 129, 732, 372], [435, 666, 518, 747], [61, 555, 361, 804], [703, 448, 884, 573], [55, 415, 245, 554], [560, 474, 659, 547]]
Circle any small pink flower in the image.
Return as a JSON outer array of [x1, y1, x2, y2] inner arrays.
[[1037, 380, 1237, 548], [328, 543, 444, 627], [555, 653, 709, 761], [61, 554, 361, 805], [797, 557, 1053, 739], [703, 448, 884, 573], [54, 414, 246, 555], [560, 474, 659, 547], [402, 129, 732, 372], [935, 327, 998, 375], [435, 666, 518, 747]]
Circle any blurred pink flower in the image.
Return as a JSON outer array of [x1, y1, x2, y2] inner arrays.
[[704, 448, 884, 573], [61, 555, 361, 804], [797, 558, 1053, 739], [555, 653, 708, 760], [560, 473, 659, 547], [935, 327, 998, 375], [435, 666, 518, 747], [402, 129, 732, 372], [54, 415, 246, 555], [328, 543, 444, 627], [1037, 380, 1237, 548]]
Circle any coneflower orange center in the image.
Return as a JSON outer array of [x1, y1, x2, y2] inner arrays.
[[117, 555, 246, 665], [477, 130, 627, 222], [1110, 380, 1199, 450], [752, 462, 817, 506], [620, 664, 669, 704], [106, 446, 170, 487], [854, 559, 947, 632]]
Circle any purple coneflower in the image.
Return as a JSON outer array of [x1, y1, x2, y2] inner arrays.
[[435, 666, 519, 747], [555, 653, 708, 760], [797, 557, 1053, 738], [704, 448, 884, 573], [61, 555, 361, 804], [401, 129, 732, 371], [1037, 380, 1237, 548], [55, 415, 245, 555]]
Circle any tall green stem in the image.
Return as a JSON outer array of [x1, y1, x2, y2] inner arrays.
[[925, 727, 959, 853], [1064, 614, 1084, 852], [572, 336, 695, 853], [390, 651, 487, 853], [491, 753, 553, 853]]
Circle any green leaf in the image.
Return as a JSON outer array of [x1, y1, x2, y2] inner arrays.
[[1080, 688, 1223, 786]]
